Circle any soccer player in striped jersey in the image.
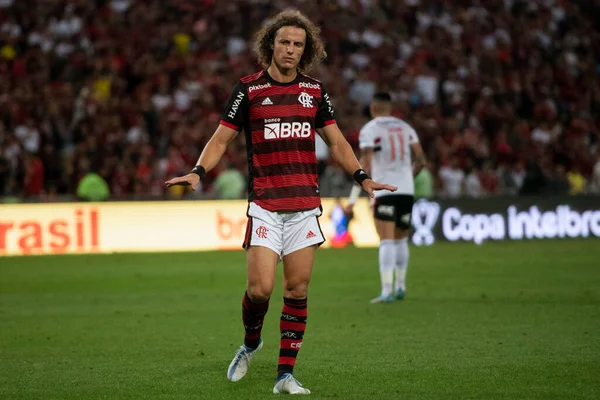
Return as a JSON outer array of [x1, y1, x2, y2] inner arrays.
[[347, 93, 427, 304], [165, 10, 396, 395]]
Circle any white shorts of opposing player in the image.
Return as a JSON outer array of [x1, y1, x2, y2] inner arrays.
[[246, 202, 325, 258]]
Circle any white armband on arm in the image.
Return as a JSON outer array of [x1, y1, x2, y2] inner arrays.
[[348, 184, 362, 205]]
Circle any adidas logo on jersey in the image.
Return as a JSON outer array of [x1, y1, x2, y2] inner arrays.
[[261, 97, 273, 105], [306, 231, 316, 239]]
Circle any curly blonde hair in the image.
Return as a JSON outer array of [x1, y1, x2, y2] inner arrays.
[[254, 10, 327, 72]]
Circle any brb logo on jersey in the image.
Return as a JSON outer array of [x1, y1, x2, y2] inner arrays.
[[298, 92, 313, 108], [264, 120, 311, 140]]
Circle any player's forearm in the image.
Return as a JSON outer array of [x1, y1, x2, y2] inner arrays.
[[196, 136, 228, 172], [412, 153, 427, 177], [329, 139, 363, 176], [359, 156, 371, 176]]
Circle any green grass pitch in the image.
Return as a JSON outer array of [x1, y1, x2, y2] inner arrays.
[[1, 240, 599, 400]]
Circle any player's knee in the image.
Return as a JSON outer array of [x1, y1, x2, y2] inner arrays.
[[246, 284, 273, 303], [378, 232, 395, 241], [395, 229, 410, 240], [283, 282, 309, 299]]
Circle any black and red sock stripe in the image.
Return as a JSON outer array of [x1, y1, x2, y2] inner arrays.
[[278, 297, 307, 378], [242, 291, 269, 349]]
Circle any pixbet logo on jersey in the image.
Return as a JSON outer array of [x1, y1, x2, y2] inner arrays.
[[299, 82, 320, 90], [248, 83, 271, 92], [264, 121, 311, 140]]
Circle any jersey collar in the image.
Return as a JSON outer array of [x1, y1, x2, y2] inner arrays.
[[264, 69, 301, 86]]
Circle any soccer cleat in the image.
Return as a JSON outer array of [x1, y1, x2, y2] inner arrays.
[[369, 294, 394, 304], [273, 373, 311, 395], [395, 289, 405, 300], [227, 339, 263, 382]]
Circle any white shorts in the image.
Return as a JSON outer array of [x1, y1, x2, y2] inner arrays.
[[242, 202, 325, 258]]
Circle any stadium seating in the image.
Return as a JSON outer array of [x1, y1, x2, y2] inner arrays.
[[1, 0, 599, 201]]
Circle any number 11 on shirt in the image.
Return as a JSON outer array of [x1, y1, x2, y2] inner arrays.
[[388, 128, 405, 161]]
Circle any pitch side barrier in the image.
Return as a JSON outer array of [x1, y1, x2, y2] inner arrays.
[[1, 196, 598, 256], [411, 195, 600, 246], [0, 198, 378, 256]]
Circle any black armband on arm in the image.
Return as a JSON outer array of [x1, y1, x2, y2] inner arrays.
[[353, 169, 371, 185], [190, 165, 206, 180]]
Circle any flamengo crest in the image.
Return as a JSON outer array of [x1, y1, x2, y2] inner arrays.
[[298, 92, 313, 108]]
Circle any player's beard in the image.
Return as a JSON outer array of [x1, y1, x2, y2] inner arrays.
[[274, 55, 299, 74]]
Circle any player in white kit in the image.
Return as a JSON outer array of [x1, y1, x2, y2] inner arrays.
[[347, 93, 427, 303]]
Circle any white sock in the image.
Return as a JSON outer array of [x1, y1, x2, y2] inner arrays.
[[394, 238, 409, 292], [378, 240, 396, 297]]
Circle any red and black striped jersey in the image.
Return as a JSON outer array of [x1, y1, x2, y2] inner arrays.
[[220, 70, 336, 212]]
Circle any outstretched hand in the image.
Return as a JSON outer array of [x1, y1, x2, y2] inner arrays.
[[165, 173, 201, 190], [361, 179, 397, 198]]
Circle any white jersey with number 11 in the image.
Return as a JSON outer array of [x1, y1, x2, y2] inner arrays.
[[358, 116, 419, 197]]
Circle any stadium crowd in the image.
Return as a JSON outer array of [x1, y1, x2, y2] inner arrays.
[[1, 0, 600, 202]]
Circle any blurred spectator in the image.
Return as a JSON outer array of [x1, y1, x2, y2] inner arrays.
[[413, 167, 433, 199], [567, 166, 586, 195], [464, 166, 482, 198], [414, 64, 438, 106], [212, 159, 246, 200], [23, 153, 44, 199], [531, 120, 555, 147], [438, 157, 464, 199], [590, 147, 600, 194], [349, 69, 376, 106], [0, 151, 9, 195], [15, 120, 40, 154], [520, 160, 548, 196], [546, 165, 570, 196], [501, 160, 526, 195], [479, 161, 499, 196], [321, 163, 352, 198], [77, 170, 110, 202], [315, 134, 329, 179]]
